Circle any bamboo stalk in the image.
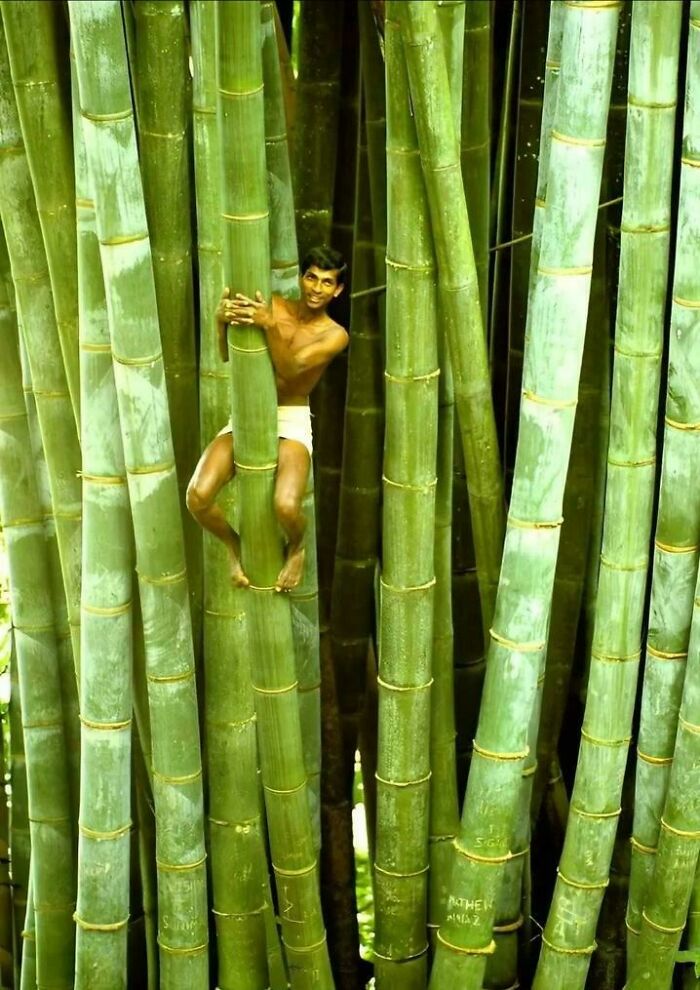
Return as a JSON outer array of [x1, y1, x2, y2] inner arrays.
[[70, 5, 209, 984], [374, 8, 438, 986], [429, 4, 619, 986], [217, 4, 333, 985], [8, 638, 29, 985], [534, 4, 682, 986]]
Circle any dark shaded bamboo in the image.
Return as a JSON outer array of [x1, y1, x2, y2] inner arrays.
[[429, 4, 619, 985], [461, 0, 489, 319], [374, 7, 438, 986], [70, 4, 209, 983], [217, 4, 333, 985], [0, 0, 80, 425]]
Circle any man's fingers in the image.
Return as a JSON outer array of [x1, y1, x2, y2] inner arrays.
[[222, 286, 230, 298]]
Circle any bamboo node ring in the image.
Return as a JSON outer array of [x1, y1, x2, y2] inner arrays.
[[680, 156, 700, 170], [22, 718, 62, 730], [218, 82, 265, 97], [282, 933, 329, 955], [636, 749, 672, 767], [247, 584, 277, 592], [436, 930, 496, 956], [138, 566, 187, 586], [607, 456, 655, 468], [384, 368, 440, 384], [537, 264, 593, 277], [253, 680, 298, 696], [1, 516, 42, 529], [660, 817, 700, 839], [212, 905, 265, 920], [233, 460, 278, 472], [599, 554, 646, 572], [613, 343, 662, 359], [157, 939, 208, 956], [489, 628, 544, 653], [557, 869, 609, 891], [508, 514, 563, 530], [379, 575, 437, 593], [82, 600, 131, 617], [541, 935, 596, 957], [655, 538, 699, 554], [374, 862, 429, 879], [100, 231, 149, 247], [156, 853, 207, 873], [522, 390, 578, 409], [678, 714, 700, 736], [80, 341, 111, 353], [112, 350, 162, 367], [641, 911, 684, 935], [376, 675, 434, 693], [152, 767, 202, 786], [263, 778, 306, 797], [472, 740, 528, 762], [79, 821, 132, 841], [79, 472, 127, 486], [74, 912, 129, 932], [453, 839, 511, 865], [229, 343, 269, 353], [272, 859, 317, 878], [494, 914, 524, 933], [146, 668, 194, 685], [580, 729, 631, 748], [382, 474, 437, 494], [625, 919, 642, 936], [372, 944, 428, 962], [82, 107, 132, 123], [375, 770, 432, 788], [665, 415, 700, 432], [672, 294, 700, 309], [570, 804, 621, 821], [128, 460, 176, 477], [221, 210, 269, 222], [646, 644, 686, 661], [80, 715, 132, 732], [550, 129, 605, 149]]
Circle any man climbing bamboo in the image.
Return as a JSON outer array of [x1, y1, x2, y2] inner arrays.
[[187, 246, 349, 592]]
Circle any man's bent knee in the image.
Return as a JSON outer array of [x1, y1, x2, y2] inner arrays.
[[274, 492, 302, 529], [186, 480, 212, 517]]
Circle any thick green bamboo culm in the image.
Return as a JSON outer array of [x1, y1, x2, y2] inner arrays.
[[132, 0, 201, 636], [374, 7, 438, 987], [0, 0, 80, 426], [0, 226, 75, 989], [0, 21, 82, 677], [429, 5, 618, 987], [217, 4, 333, 986], [626, 1, 700, 966], [73, 65, 133, 989], [461, 0, 489, 320], [70, 4, 209, 985], [191, 0, 227, 447], [402, 0, 504, 634]]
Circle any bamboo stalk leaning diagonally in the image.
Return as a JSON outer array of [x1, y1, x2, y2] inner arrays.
[[0, 21, 82, 678], [8, 638, 29, 982], [373, 7, 438, 987], [402, 0, 504, 635], [73, 84, 134, 989], [534, 4, 683, 985], [626, 0, 700, 966], [0, 225, 75, 990], [70, 4, 209, 985], [217, 3, 334, 987], [428, 4, 619, 987], [0, 0, 80, 426]]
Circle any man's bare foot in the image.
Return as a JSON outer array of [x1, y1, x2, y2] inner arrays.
[[227, 537, 250, 588], [275, 545, 305, 592]]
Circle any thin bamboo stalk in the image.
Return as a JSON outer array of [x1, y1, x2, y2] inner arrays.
[[70, 5, 209, 984], [0, 225, 75, 988], [374, 7, 438, 986], [18, 869, 34, 990], [461, 0, 489, 319], [217, 4, 333, 985], [0, 0, 80, 426], [534, 4, 682, 986], [8, 638, 29, 985], [403, 0, 504, 635], [429, 4, 619, 986]]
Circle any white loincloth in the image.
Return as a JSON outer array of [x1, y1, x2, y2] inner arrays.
[[217, 404, 313, 456]]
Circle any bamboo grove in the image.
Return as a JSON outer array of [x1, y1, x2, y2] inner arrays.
[[0, 1, 699, 988]]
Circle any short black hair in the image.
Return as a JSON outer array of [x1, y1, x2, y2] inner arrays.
[[301, 245, 348, 286]]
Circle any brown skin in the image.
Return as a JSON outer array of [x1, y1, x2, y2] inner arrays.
[[186, 265, 348, 591]]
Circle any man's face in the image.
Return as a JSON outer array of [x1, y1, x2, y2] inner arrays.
[[300, 265, 344, 311]]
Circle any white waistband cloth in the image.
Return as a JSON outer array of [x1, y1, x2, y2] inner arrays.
[[218, 405, 313, 456]]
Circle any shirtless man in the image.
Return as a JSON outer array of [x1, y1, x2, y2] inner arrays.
[[186, 246, 349, 592]]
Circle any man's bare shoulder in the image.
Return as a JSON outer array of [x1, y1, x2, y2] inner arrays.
[[321, 315, 349, 344]]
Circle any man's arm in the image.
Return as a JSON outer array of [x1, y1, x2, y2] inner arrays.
[[215, 287, 231, 362], [230, 292, 348, 378]]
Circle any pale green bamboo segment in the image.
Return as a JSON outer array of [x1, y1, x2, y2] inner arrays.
[[292, 0, 344, 257], [460, 0, 488, 318], [133, 0, 201, 633], [262, 0, 322, 847], [0, 227, 75, 989], [8, 643, 30, 984], [73, 66, 133, 989], [626, 4, 700, 968], [191, 0, 227, 447], [0, 24, 82, 676], [69, 4, 208, 986], [429, 5, 619, 988], [429, 0, 460, 947], [626, 586, 700, 987], [534, 5, 683, 987], [374, 8, 438, 988], [402, 0, 503, 635], [217, 4, 333, 986], [0, 0, 80, 427]]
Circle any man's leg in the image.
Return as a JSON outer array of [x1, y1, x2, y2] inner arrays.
[[273, 438, 311, 591], [186, 433, 249, 587]]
